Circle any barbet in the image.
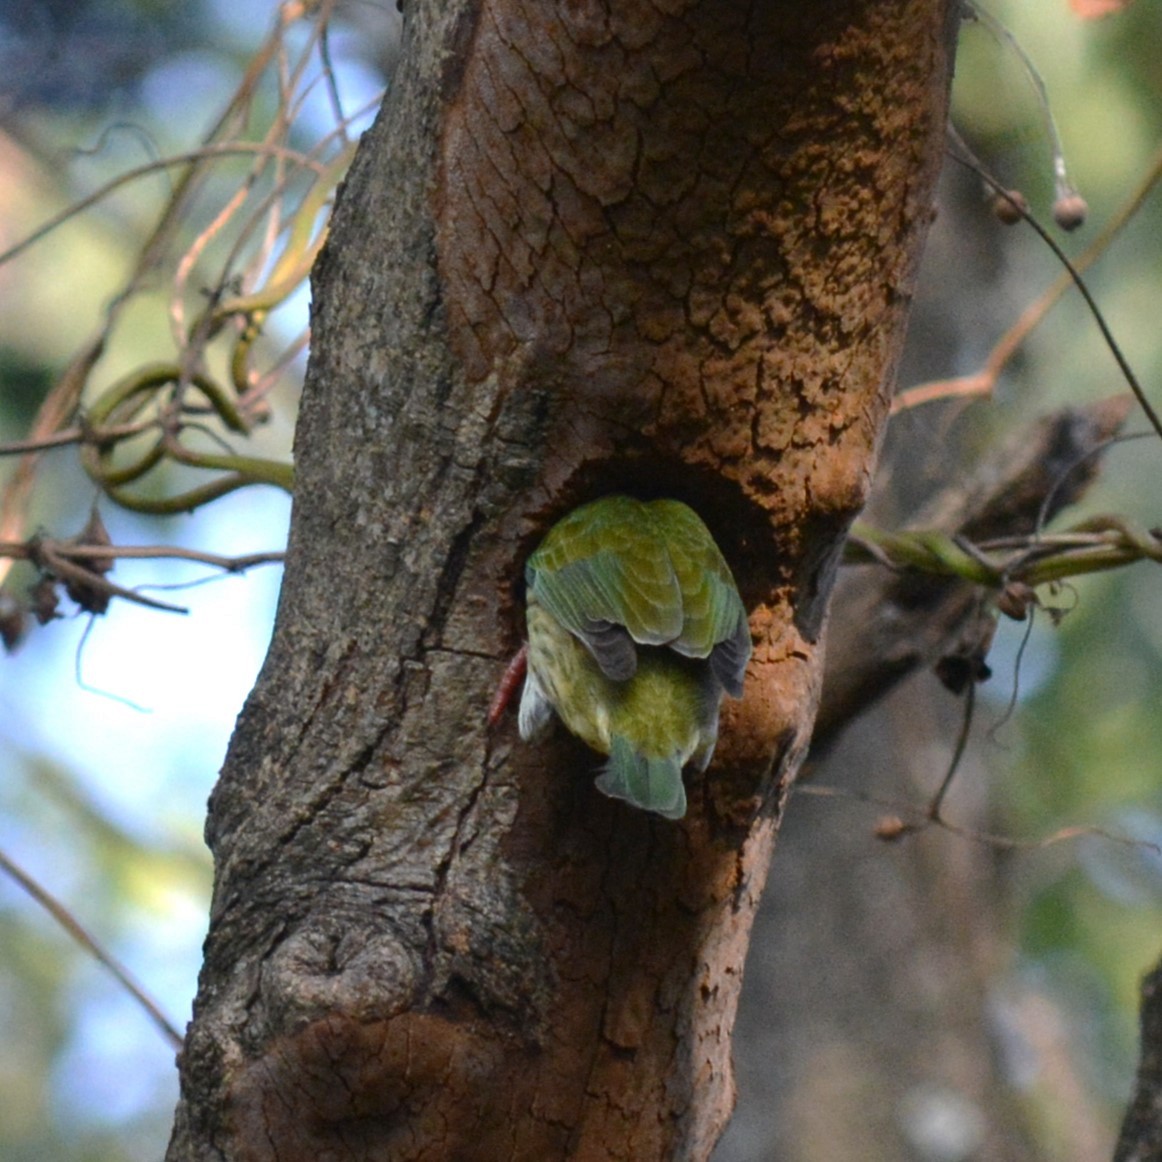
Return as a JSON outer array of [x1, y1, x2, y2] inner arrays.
[[519, 496, 751, 820]]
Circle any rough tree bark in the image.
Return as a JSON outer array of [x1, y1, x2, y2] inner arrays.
[[1117, 965, 1162, 1160], [168, 1, 958, 1158]]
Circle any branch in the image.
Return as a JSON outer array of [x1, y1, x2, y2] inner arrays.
[[0, 534, 285, 639], [814, 394, 1134, 754], [0, 846, 183, 1049], [894, 140, 1162, 415], [846, 515, 1162, 590]]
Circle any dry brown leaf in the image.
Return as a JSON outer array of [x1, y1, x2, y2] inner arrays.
[[1070, 0, 1133, 19]]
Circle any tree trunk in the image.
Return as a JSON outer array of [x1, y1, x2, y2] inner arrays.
[[1116, 965, 1162, 1160], [167, 1, 958, 1157]]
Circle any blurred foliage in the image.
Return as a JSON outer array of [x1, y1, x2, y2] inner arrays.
[[1, 0, 1161, 1160], [904, 0, 1162, 1149]]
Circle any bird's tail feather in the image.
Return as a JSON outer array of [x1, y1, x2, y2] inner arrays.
[[595, 735, 687, 820]]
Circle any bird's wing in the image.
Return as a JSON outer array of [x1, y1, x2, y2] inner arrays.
[[528, 497, 685, 679], [649, 499, 751, 695]]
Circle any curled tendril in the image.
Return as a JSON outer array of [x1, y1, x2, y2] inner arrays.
[[77, 362, 293, 513]]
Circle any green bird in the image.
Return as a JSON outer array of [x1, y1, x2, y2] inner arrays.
[[519, 495, 751, 820]]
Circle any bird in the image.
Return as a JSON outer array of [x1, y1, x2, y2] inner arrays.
[[517, 495, 751, 820]]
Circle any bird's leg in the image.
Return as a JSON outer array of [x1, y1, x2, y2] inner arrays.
[[487, 642, 528, 726]]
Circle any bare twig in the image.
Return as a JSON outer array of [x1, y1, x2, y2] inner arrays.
[[0, 538, 285, 573], [0, 537, 284, 624], [0, 418, 154, 456], [0, 847, 183, 1049], [794, 782, 1161, 855], [817, 396, 1134, 754], [0, 143, 327, 270], [894, 140, 1162, 414]]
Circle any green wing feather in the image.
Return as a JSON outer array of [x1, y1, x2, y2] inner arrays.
[[527, 496, 684, 648], [648, 499, 747, 655], [527, 496, 749, 691]]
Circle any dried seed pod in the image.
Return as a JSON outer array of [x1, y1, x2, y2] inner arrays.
[[0, 591, 28, 652], [996, 581, 1037, 621], [30, 576, 60, 625], [1053, 192, 1089, 231], [874, 816, 912, 842], [63, 508, 115, 615], [991, 188, 1029, 225]]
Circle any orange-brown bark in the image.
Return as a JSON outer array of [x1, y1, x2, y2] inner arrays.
[[168, 2, 958, 1159]]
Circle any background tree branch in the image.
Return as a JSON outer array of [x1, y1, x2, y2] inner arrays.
[[816, 393, 1134, 754]]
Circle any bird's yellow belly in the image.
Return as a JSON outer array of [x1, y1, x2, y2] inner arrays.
[[526, 603, 711, 766]]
